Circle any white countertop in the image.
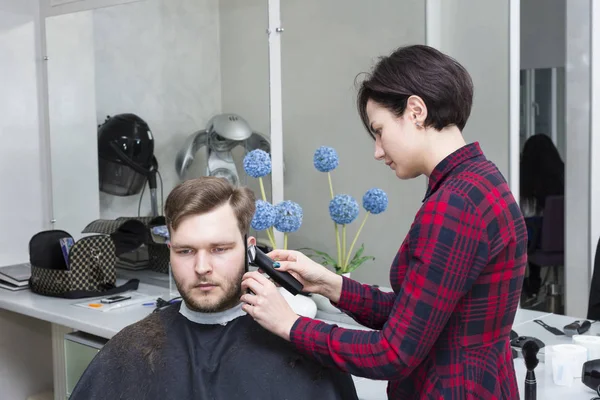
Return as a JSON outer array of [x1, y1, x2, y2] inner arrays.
[[0, 283, 585, 399], [513, 313, 600, 351], [0, 281, 167, 338]]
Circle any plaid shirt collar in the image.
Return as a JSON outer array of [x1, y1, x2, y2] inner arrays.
[[424, 142, 484, 201]]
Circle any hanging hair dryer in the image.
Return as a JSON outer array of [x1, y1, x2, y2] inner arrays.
[[97, 113, 160, 216]]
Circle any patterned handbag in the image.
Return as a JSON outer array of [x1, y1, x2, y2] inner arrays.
[[29, 230, 138, 298]]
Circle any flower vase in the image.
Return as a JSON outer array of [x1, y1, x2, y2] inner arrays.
[[278, 287, 317, 318]]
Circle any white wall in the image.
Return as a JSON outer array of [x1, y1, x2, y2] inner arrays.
[[0, 1, 46, 264], [90, 0, 222, 218], [520, 0, 566, 70], [565, 1, 592, 317], [592, 0, 600, 311], [0, 2, 53, 399]]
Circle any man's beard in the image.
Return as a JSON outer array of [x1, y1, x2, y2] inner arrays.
[[176, 267, 245, 313]]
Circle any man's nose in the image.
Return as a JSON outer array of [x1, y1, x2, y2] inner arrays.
[[194, 253, 212, 275]]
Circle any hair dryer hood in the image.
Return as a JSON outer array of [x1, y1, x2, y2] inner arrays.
[[98, 113, 156, 196], [175, 113, 270, 184], [207, 113, 253, 141]]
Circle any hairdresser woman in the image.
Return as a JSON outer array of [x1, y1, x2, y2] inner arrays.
[[240, 45, 528, 399]]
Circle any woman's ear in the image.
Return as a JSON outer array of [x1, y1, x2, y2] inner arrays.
[[406, 95, 428, 127]]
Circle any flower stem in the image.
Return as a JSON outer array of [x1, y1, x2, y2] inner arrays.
[[328, 172, 342, 268], [327, 172, 334, 199], [284, 233, 288, 250], [342, 225, 347, 272], [258, 177, 268, 202], [265, 228, 277, 249], [335, 224, 341, 267], [345, 212, 370, 267]]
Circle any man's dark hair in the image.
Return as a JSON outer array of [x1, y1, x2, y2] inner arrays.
[[357, 44, 474, 137], [164, 176, 255, 236]]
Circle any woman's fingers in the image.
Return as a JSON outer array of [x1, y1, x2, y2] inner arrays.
[[242, 271, 276, 291], [274, 260, 297, 273], [241, 275, 262, 294], [267, 249, 297, 262]]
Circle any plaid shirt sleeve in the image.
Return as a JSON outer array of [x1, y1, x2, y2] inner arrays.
[[290, 190, 490, 379], [332, 277, 396, 330]]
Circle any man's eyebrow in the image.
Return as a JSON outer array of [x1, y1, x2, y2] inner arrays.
[[169, 243, 190, 249], [209, 241, 236, 247], [170, 241, 236, 249]]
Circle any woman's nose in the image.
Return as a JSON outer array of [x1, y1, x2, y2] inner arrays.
[[374, 139, 385, 160]]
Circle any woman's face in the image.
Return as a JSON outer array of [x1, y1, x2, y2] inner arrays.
[[366, 99, 424, 179]]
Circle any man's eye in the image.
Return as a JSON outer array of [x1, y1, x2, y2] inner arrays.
[[176, 249, 193, 255], [212, 247, 227, 254]]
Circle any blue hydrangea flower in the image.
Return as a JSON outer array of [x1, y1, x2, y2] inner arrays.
[[362, 188, 388, 214], [329, 194, 359, 225], [313, 146, 339, 172], [274, 201, 303, 232], [251, 200, 277, 231], [243, 149, 271, 178]]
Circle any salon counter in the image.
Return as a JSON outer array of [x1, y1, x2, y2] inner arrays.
[[0, 282, 588, 400]]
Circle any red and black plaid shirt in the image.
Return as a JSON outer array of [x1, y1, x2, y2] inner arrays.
[[290, 143, 527, 399]]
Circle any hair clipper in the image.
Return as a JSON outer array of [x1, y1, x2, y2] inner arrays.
[[247, 244, 303, 295]]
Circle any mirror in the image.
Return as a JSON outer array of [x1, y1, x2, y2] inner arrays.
[[45, 0, 271, 241], [279, 1, 427, 286]]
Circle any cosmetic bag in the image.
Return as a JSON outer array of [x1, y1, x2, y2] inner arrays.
[[28, 229, 138, 298]]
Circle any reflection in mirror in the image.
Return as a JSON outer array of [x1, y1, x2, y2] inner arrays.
[[45, 0, 270, 235], [519, 67, 565, 158], [519, 67, 566, 313]]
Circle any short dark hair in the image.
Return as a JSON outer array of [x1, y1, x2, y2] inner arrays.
[[357, 44, 474, 137], [164, 177, 256, 236]]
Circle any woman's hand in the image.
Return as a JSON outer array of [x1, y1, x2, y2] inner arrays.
[[267, 249, 343, 302], [240, 271, 300, 340]]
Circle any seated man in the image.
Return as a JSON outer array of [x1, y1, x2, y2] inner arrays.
[[70, 177, 358, 400]]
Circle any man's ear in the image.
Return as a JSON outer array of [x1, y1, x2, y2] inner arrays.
[[247, 236, 257, 247], [406, 95, 428, 126]]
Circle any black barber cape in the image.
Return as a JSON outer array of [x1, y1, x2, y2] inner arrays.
[[70, 303, 358, 400]]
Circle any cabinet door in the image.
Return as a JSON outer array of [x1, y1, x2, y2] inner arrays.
[[64, 337, 103, 397]]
